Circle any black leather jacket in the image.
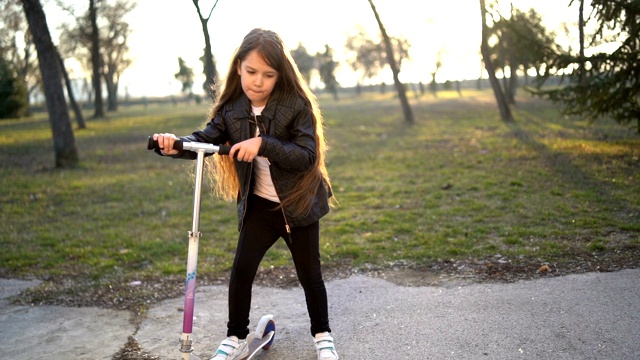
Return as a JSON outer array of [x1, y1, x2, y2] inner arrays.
[[170, 89, 331, 231]]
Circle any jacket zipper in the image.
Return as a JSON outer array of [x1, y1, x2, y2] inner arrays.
[[280, 207, 292, 244], [267, 158, 292, 243], [248, 114, 292, 243], [239, 117, 256, 233]]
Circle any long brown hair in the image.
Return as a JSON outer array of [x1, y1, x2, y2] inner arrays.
[[205, 28, 332, 216]]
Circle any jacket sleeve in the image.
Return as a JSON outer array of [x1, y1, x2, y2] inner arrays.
[[170, 113, 230, 160], [258, 103, 317, 172]]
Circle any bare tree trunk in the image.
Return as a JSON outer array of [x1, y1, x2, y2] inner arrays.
[[578, 0, 585, 84], [368, 0, 414, 124], [55, 48, 86, 129], [507, 63, 517, 105], [200, 22, 216, 97], [21, 0, 79, 167], [479, 0, 513, 122], [192, 0, 218, 100], [508, 72, 517, 104], [104, 73, 118, 111], [90, 0, 104, 118]]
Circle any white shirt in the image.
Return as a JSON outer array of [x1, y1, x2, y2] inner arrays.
[[251, 105, 280, 203]]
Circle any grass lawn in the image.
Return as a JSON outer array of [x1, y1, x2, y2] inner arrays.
[[1, 89, 638, 310]]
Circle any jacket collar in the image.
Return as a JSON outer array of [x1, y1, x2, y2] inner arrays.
[[231, 89, 283, 122]]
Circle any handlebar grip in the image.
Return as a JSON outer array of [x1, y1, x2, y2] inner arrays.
[[147, 136, 183, 151], [217, 145, 231, 155]]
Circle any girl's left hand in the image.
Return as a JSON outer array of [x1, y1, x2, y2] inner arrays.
[[230, 137, 262, 162]]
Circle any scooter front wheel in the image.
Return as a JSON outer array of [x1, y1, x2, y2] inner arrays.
[[255, 314, 276, 350]]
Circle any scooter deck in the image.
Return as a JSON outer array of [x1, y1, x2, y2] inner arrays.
[[246, 330, 275, 359]]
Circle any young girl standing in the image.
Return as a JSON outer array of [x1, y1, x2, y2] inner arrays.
[[153, 28, 339, 360]]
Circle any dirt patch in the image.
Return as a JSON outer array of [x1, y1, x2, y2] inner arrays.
[[12, 248, 640, 312], [112, 336, 160, 360], [369, 248, 640, 287]]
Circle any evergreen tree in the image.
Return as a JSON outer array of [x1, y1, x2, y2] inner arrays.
[[0, 56, 28, 119], [540, 0, 640, 133]]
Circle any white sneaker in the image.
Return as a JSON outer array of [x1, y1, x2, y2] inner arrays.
[[314, 332, 339, 360], [210, 336, 249, 360]]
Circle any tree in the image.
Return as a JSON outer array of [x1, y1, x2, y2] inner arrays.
[[191, 0, 218, 99], [99, 0, 135, 111], [577, 0, 585, 84], [537, 0, 640, 133], [89, 0, 104, 118], [55, 46, 86, 128], [315, 45, 339, 100], [58, 0, 136, 113], [488, 12, 516, 104], [174, 56, 194, 99], [21, 0, 79, 167], [345, 28, 410, 95], [429, 49, 443, 96], [1, 0, 40, 111], [291, 43, 315, 84], [0, 55, 28, 118], [345, 29, 384, 90], [367, 0, 414, 124], [3, 0, 84, 124], [488, 6, 559, 104], [479, 0, 513, 123]]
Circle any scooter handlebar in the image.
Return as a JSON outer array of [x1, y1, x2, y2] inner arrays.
[[147, 136, 231, 155]]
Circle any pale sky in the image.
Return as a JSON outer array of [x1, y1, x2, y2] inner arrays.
[[44, 0, 580, 98]]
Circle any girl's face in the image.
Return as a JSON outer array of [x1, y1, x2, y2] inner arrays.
[[237, 49, 279, 107]]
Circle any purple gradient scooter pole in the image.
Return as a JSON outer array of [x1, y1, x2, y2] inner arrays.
[[148, 137, 230, 360]]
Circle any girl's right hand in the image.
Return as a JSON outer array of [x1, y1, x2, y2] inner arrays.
[[153, 133, 179, 155]]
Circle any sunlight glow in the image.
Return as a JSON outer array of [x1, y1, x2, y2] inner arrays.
[[46, 0, 580, 98]]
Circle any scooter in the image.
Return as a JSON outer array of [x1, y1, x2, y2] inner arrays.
[[147, 137, 276, 360]]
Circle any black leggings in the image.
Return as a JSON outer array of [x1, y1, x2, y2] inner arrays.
[[226, 194, 331, 338]]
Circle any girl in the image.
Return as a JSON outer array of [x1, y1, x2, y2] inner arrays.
[[153, 28, 339, 360]]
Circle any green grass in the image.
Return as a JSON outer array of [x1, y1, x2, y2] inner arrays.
[[1, 90, 639, 288]]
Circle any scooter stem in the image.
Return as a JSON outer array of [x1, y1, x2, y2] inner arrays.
[[179, 149, 206, 359]]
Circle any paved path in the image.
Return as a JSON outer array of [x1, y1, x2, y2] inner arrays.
[[1, 269, 639, 359]]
